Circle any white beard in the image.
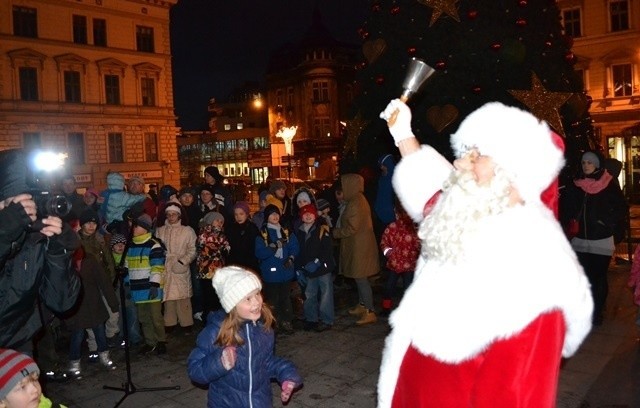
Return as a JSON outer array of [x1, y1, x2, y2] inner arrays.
[[420, 167, 512, 264]]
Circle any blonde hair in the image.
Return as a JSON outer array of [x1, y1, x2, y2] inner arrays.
[[0, 372, 40, 408], [215, 303, 275, 347]]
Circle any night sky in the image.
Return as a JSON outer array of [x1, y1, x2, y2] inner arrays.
[[170, 0, 369, 131]]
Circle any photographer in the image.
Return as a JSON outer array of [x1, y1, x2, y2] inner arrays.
[[0, 149, 81, 351]]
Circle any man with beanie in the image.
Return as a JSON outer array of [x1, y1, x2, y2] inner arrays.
[[127, 176, 157, 221], [0, 149, 81, 354], [268, 180, 292, 227], [203, 166, 234, 219], [127, 213, 167, 355], [0, 348, 67, 407], [377, 99, 593, 407]]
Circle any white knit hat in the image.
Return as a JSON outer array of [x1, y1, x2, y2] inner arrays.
[[450, 102, 564, 204], [212, 266, 262, 312]]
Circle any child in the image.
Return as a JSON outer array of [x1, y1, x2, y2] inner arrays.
[[379, 206, 420, 316], [254, 205, 299, 335], [0, 349, 67, 408], [76, 209, 120, 352], [226, 201, 260, 272], [110, 233, 143, 346], [294, 203, 335, 332], [127, 213, 167, 355], [66, 247, 119, 377], [316, 198, 333, 228], [187, 266, 302, 407], [196, 211, 230, 318]]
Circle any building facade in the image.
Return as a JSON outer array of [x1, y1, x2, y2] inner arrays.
[[264, 10, 358, 182], [177, 84, 271, 186], [0, 0, 180, 192], [559, 0, 640, 198]]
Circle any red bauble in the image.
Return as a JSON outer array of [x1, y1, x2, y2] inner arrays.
[[375, 75, 385, 85], [435, 60, 446, 70], [407, 47, 417, 56], [515, 18, 527, 26], [467, 10, 478, 19], [490, 42, 502, 51], [518, 0, 528, 6], [372, 3, 381, 12], [472, 86, 482, 94], [391, 5, 401, 15]]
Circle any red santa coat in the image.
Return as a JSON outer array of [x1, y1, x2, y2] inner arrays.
[[377, 146, 593, 408]]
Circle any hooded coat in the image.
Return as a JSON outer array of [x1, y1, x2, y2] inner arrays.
[[155, 213, 198, 301], [332, 174, 379, 279], [187, 310, 302, 408]]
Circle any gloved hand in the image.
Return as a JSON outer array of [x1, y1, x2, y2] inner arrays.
[[284, 256, 294, 269], [221, 346, 237, 370], [281, 380, 296, 403], [148, 283, 159, 300], [379, 98, 415, 146], [46, 220, 80, 255]]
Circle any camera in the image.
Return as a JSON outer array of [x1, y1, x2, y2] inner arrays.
[[25, 150, 71, 219], [30, 190, 71, 218]]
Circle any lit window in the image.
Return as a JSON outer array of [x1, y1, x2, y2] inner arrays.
[[612, 64, 632, 97], [237, 123, 243, 130], [224, 124, 231, 131]]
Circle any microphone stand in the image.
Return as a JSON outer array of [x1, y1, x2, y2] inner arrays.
[[103, 219, 179, 407]]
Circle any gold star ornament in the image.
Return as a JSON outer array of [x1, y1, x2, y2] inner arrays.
[[508, 73, 574, 137], [418, 0, 461, 27], [343, 113, 370, 157]]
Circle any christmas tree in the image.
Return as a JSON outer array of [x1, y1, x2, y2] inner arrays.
[[343, 0, 596, 176]]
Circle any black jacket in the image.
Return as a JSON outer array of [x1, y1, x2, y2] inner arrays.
[[225, 220, 260, 272], [560, 167, 628, 241], [0, 224, 81, 348], [294, 221, 335, 278]]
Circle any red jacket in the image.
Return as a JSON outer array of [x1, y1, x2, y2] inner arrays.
[[379, 215, 420, 274]]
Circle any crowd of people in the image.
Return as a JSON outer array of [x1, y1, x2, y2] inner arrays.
[[0, 94, 631, 406]]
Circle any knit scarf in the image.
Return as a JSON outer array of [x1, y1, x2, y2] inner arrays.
[[267, 222, 284, 258], [574, 170, 613, 194]]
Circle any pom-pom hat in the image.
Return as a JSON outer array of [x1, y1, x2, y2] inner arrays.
[[450, 102, 564, 204], [212, 266, 262, 313], [0, 349, 40, 400]]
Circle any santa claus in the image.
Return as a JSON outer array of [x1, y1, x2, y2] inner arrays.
[[377, 100, 593, 407]]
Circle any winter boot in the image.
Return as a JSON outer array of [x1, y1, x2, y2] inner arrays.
[[356, 310, 377, 326], [67, 360, 82, 378], [99, 351, 117, 370], [348, 303, 366, 316]]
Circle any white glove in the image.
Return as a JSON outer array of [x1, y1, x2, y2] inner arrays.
[[379, 99, 415, 146]]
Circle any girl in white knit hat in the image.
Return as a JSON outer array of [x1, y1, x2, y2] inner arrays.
[[187, 266, 302, 407]]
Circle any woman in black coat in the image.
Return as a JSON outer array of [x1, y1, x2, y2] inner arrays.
[[560, 150, 628, 325], [225, 201, 260, 273]]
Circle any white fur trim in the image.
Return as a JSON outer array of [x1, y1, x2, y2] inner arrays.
[[450, 102, 564, 204], [377, 204, 593, 406], [392, 146, 453, 222]]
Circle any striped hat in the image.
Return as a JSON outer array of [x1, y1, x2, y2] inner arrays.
[[0, 349, 40, 399]]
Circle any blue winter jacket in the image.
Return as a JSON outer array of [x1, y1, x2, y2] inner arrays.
[[254, 226, 299, 283], [187, 310, 302, 408]]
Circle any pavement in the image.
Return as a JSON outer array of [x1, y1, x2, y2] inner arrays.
[[44, 210, 640, 407]]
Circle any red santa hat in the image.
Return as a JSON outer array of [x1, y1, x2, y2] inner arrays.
[[450, 102, 564, 205]]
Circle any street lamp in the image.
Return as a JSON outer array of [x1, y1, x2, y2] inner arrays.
[[276, 126, 297, 182]]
